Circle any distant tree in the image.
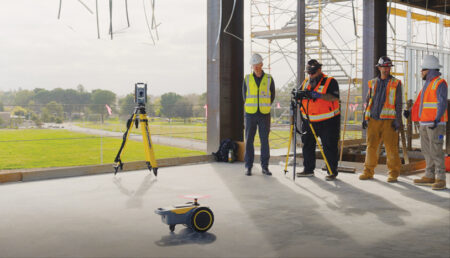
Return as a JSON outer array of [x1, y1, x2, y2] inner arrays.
[[41, 101, 64, 123], [160, 92, 182, 121], [0, 101, 3, 111], [77, 84, 85, 93], [33, 89, 51, 105], [12, 106, 27, 117], [119, 94, 135, 117], [14, 90, 34, 107], [90, 89, 116, 123], [62, 89, 81, 119], [175, 97, 193, 123]]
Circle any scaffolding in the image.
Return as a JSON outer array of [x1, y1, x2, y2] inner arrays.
[[250, 0, 450, 142]]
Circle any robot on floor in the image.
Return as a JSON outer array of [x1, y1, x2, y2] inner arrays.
[[155, 194, 214, 233]]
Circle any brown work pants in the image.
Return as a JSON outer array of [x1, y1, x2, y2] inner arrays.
[[363, 119, 401, 177]]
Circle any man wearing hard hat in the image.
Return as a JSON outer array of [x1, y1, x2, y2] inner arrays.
[[404, 55, 448, 190], [360, 56, 403, 183], [296, 59, 341, 181], [242, 53, 275, 176]]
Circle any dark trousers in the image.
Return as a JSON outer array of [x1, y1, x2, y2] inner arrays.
[[245, 113, 271, 169], [301, 115, 340, 176]]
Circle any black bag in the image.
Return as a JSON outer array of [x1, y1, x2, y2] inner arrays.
[[212, 138, 238, 162]]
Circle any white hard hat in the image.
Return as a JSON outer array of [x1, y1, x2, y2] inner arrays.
[[249, 53, 263, 65], [421, 55, 442, 70]]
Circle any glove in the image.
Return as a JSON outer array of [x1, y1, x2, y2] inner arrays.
[[403, 110, 410, 119], [309, 91, 322, 100], [429, 119, 439, 130], [362, 120, 368, 130], [391, 120, 400, 131]]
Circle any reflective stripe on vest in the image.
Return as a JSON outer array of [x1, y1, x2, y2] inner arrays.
[[412, 77, 448, 122], [300, 75, 340, 122], [245, 73, 272, 114], [364, 77, 400, 120]]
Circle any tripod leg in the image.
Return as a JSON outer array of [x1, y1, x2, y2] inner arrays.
[[113, 113, 136, 174], [140, 114, 158, 176], [284, 124, 293, 174]]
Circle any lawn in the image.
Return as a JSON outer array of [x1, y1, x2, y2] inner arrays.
[[0, 129, 205, 170], [74, 121, 362, 150]]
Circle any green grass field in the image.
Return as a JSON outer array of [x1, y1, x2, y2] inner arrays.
[[0, 129, 205, 170], [75, 121, 362, 150]]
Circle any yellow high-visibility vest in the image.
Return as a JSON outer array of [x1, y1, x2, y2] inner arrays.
[[244, 73, 272, 114]]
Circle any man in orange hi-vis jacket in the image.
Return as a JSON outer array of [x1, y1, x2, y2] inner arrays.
[[360, 56, 403, 183], [405, 55, 448, 190]]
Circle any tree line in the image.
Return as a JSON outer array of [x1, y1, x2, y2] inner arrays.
[[0, 85, 207, 125]]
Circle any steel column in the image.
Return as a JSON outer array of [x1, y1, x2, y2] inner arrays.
[[362, 0, 387, 103], [207, 0, 244, 153], [297, 0, 305, 87]]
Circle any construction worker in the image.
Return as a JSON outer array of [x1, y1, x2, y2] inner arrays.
[[296, 59, 340, 181], [404, 55, 448, 190], [360, 56, 402, 183], [242, 53, 275, 176]]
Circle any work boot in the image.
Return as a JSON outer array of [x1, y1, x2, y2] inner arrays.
[[431, 180, 446, 190], [325, 174, 337, 181], [296, 170, 314, 177], [359, 173, 374, 180], [245, 168, 252, 176], [262, 168, 272, 176], [387, 176, 398, 183], [413, 176, 435, 185]]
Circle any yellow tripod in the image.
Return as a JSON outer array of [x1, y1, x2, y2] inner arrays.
[[283, 94, 333, 180], [114, 83, 158, 176]]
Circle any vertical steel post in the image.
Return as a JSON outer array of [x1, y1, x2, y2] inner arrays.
[[362, 0, 387, 112], [207, 0, 244, 153]]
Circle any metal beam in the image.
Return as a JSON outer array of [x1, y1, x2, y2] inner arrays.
[[297, 0, 306, 87], [363, 0, 387, 108], [207, 0, 244, 153]]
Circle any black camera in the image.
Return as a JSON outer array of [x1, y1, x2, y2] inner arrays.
[[291, 88, 311, 100], [135, 83, 147, 105]]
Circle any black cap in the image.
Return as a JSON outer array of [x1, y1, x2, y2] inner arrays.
[[306, 59, 322, 74], [375, 56, 394, 67]]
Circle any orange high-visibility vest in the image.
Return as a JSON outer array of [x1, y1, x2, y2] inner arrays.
[[411, 76, 448, 122], [364, 77, 400, 120], [300, 75, 340, 122]]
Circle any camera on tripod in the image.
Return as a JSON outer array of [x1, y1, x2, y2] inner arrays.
[[135, 83, 148, 105], [291, 88, 312, 100]]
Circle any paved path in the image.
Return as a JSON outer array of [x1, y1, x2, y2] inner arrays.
[[63, 123, 207, 151], [0, 163, 449, 257]]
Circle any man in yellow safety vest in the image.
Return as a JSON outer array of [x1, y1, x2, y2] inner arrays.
[[242, 53, 275, 176]]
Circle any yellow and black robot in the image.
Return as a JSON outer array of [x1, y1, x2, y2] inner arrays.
[[155, 196, 214, 233]]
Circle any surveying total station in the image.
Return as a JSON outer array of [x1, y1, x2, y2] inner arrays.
[[283, 88, 334, 180], [113, 83, 158, 176]]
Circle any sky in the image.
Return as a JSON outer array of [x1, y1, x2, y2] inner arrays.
[[0, 0, 213, 96]]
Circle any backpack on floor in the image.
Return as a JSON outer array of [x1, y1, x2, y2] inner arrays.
[[212, 138, 238, 162]]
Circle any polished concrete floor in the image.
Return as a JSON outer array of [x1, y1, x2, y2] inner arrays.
[[0, 162, 449, 258]]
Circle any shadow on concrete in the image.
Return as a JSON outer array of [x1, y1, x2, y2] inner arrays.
[[113, 174, 156, 209], [306, 177, 410, 226], [373, 180, 450, 208], [154, 228, 217, 247], [213, 165, 357, 255]]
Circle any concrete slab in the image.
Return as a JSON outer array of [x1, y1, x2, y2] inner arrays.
[[0, 163, 449, 258]]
